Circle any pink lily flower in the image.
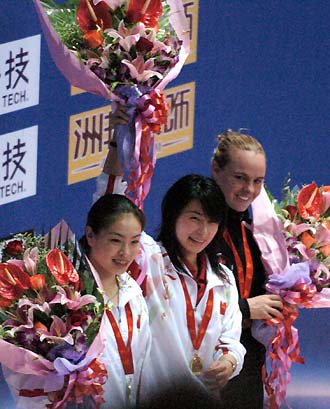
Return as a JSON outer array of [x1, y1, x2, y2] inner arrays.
[[315, 224, 330, 247], [122, 54, 163, 82], [294, 243, 317, 260], [39, 315, 77, 345], [315, 262, 330, 282], [144, 29, 172, 54], [7, 300, 51, 334], [95, 0, 125, 9], [106, 20, 145, 52], [49, 286, 97, 311], [23, 247, 39, 274]]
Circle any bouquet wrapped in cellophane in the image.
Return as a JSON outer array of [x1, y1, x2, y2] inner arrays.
[[33, 0, 190, 208], [0, 221, 107, 408], [251, 183, 330, 409]]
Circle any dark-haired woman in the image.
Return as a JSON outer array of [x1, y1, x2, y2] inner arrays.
[[139, 174, 245, 400], [80, 194, 151, 409]]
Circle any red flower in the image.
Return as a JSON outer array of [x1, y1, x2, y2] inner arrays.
[[126, 0, 162, 29], [284, 205, 297, 220], [77, 0, 112, 33], [46, 249, 79, 286], [297, 183, 324, 220], [30, 274, 46, 291], [136, 37, 154, 52], [3, 239, 23, 257], [34, 321, 48, 332], [68, 311, 89, 327], [0, 263, 31, 302], [0, 296, 12, 309], [83, 30, 104, 48]]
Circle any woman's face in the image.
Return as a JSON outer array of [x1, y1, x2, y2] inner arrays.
[[86, 213, 142, 277], [212, 147, 266, 212], [175, 199, 219, 264]]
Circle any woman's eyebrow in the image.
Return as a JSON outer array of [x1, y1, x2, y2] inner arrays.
[[107, 232, 142, 238], [185, 210, 204, 216]]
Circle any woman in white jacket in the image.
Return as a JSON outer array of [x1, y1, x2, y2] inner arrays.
[[80, 194, 151, 408], [99, 140, 245, 403], [137, 174, 245, 403]]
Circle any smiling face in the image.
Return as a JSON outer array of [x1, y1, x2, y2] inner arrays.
[[175, 199, 219, 265], [212, 147, 266, 212], [86, 213, 142, 278]]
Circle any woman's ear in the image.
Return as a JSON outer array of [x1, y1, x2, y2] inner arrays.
[[85, 226, 94, 246], [211, 160, 220, 177]]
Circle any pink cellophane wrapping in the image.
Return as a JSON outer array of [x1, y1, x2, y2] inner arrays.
[[251, 185, 330, 408], [33, 0, 110, 99], [251, 186, 290, 276], [0, 314, 106, 408]]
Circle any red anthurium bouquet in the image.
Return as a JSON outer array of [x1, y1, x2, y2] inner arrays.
[[33, 0, 190, 207], [274, 181, 330, 294], [0, 229, 106, 408], [251, 183, 330, 409]]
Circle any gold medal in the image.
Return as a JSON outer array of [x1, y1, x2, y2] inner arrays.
[[190, 353, 203, 376]]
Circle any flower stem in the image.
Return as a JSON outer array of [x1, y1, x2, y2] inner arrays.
[[86, 0, 98, 23]]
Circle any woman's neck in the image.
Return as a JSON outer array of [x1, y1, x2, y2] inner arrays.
[[183, 254, 198, 274], [89, 256, 120, 305], [102, 273, 120, 305]]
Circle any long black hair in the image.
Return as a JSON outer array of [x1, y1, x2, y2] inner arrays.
[[157, 174, 228, 278], [79, 194, 146, 256]]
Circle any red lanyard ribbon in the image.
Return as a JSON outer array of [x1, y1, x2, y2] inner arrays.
[[106, 304, 134, 375], [223, 222, 253, 298], [179, 274, 214, 351], [183, 253, 207, 305]]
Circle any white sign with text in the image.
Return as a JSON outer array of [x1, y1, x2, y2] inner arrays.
[[0, 35, 41, 115], [0, 126, 38, 205]]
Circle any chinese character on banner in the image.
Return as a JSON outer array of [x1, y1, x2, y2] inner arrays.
[[0, 35, 40, 115], [0, 126, 38, 205]]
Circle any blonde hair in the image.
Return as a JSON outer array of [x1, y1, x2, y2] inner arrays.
[[212, 129, 266, 169]]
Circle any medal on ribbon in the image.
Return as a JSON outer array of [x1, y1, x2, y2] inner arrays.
[[190, 353, 203, 376], [179, 274, 214, 377]]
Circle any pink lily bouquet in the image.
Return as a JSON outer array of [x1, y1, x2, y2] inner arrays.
[[251, 183, 330, 409], [0, 228, 106, 408], [33, 0, 190, 207]]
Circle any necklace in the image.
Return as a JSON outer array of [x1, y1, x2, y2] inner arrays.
[[105, 275, 120, 304]]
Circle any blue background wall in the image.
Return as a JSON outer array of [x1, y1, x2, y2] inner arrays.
[[1, 1, 330, 407]]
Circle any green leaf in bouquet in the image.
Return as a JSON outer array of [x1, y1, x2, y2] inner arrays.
[[109, 4, 126, 30], [40, 0, 84, 51], [0, 309, 11, 325], [85, 314, 102, 347]]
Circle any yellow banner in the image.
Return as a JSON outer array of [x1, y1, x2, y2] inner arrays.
[[156, 82, 195, 158], [68, 82, 195, 184], [183, 0, 199, 64], [68, 105, 112, 184]]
